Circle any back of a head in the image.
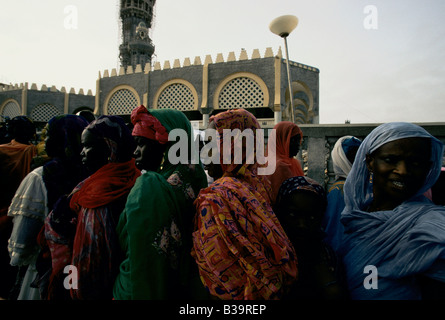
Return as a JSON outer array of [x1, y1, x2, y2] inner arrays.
[[209, 109, 262, 175], [45, 114, 89, 160], [210, 108, 260, 132], [276, 176, 327, 213], [9, 116, 36, 144], [76, 110, 96, 123]]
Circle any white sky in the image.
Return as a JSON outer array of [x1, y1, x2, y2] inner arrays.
[[1, 0, 445, 124]]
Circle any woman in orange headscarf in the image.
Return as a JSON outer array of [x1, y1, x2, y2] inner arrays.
[[266, 121, 304, 204], [191, 109, 298, 300]]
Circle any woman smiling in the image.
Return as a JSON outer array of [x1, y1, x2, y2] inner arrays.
[[340, 122, 445, 300]]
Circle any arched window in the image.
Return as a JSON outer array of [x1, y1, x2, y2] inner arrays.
[[0, 100, 21, 120], [154, 79, 198, 111], [105, 87, 140, 115], [214, 72, 269, 110]]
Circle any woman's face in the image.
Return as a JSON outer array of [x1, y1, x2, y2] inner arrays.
[[80, 129, 109, 174], [133, 136, 166, 171], [366, 137, 432, 209], [289, 134, 301, 158], [277, 191, 324, 246]]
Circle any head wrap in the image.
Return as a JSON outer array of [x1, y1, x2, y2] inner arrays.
[[331, 135, 362, 180], [45, 114, 89, 160], [266, 121, 305, 203], [340, 122, 445, 299], [271, 121, 303, 159], [86, 115, 135, 162], [43, 115, 89, 208], [277, 176, 326, 202], [209, 109, 262, 176], [9, 116, 36, 143], [344, 122, 443, 211], [131, 105, 169, 144]]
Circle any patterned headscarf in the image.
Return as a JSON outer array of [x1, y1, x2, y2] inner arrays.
[[209, 109, 262, 176], [131, 105, 169, 144], [277, 176, 326, 204]]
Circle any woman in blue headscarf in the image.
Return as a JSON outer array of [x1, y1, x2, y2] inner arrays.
[[340, 122, 445, 300]]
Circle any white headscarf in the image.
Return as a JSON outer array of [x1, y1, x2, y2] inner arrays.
[[331, 135, 362, 180]]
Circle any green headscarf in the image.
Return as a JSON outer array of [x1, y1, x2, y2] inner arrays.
[[113, 108, 208, 300]]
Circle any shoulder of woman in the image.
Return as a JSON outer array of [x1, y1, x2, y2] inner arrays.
[[125, 172, 176, 216], [133, 170, 169, 191], [397, 202, 445, 240], [414, 203, 445, 224]]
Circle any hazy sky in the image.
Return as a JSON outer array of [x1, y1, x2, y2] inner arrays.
[[1, 0, 445, 124]]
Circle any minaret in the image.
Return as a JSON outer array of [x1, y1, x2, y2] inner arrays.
[[119, 0, 156, 70]]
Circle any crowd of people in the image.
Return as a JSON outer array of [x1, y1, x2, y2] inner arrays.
[[0, 106, 444, 300]]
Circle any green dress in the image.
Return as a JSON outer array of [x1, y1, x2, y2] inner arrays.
[[113, 109, 208, 299]]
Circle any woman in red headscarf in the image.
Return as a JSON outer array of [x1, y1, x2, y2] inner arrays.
[[266, 121, 304, 204], [41, 115, 140, 300], [113, 106, 208, 300]]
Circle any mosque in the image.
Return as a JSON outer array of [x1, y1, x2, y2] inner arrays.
[[0, 0, 319, 131]]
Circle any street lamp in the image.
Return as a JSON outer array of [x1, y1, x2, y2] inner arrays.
[[269, 15, 299, 123]]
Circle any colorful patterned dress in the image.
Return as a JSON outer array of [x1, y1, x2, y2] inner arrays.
[[191, 109, 298, 300]]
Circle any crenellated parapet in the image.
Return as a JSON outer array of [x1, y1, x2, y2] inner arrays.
[[98, 47, 319, 79], [0, 82, 93, 96], [0, 83, 26, 92]]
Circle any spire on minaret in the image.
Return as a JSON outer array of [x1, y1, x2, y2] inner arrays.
[[119, 0, 156, 70]]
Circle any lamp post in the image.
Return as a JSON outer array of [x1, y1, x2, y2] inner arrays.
[[269, 15, 299, 123]]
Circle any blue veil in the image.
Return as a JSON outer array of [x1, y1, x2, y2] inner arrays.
[[340, 122, 445, 299]]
